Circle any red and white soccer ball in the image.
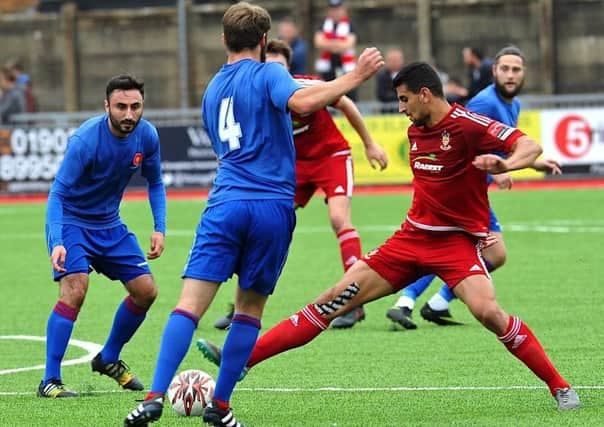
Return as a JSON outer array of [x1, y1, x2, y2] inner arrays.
[[167, 369, 215, 416]]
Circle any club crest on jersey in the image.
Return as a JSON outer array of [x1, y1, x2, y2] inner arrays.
[[131, 152, 143, 169], [440, 131, 451, 151]]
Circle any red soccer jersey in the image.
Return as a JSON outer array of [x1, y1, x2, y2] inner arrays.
[[291, 75, 351, 160], [406, 104, 523, 236]]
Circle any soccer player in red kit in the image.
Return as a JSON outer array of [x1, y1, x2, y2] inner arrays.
[[212, 39, 388, 330], [199, 61, 579, 411]]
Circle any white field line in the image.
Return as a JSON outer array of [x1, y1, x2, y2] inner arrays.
[[1, 385, 603, 396], [3, 222, 604, 240], [0, 335, 102, 375]]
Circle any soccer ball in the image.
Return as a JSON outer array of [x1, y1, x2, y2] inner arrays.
[[167, 369, 215, 416]]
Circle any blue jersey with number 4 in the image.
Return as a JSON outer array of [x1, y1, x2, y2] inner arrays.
[[202, 59, 301, 207]]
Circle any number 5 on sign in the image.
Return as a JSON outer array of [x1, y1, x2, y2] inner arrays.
[[219, 97, 242, 151]]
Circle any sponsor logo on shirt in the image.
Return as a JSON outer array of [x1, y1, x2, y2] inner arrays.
[[440, 131, 452, 151], [413, 155, 443, 173], [411, 141, 418, 151]]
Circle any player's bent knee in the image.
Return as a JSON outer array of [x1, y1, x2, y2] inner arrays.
[[470, 303, 506, 333], [127, 275, 158, 307]]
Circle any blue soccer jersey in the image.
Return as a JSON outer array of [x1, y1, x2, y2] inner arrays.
[[467, 83, 520, 189], [46, 115, 165, 248], [466, 83, 519, 127], [202, 59, 301, 207]]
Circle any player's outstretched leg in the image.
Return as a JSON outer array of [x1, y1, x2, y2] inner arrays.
[[457, 276, 579, 411], [498, 316, 580, 411]]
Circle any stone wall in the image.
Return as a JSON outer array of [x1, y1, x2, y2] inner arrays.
[[0, 0, 602, 111]]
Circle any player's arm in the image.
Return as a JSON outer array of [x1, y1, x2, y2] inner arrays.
[[473, 135, 542, 174], [288, 47, 383, 115], [47, 181, 68, 273], [46, 137, 87, 272], [334, 96, 388, 170], [141, 127, 166, 260]]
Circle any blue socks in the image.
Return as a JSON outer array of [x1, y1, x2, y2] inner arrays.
[[213, 314, 261, 404], [100, 296, 147, 363], [149, 309, 199, 394], [402, 274, 436, 299], [44, 301, 78, 383]]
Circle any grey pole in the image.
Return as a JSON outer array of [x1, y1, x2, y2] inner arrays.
[[177, 0, 189, 109]]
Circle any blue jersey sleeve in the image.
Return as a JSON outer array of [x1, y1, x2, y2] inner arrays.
[[141, 124, 166, 235], [265, 62, 302, 112], [46, 136, 90, 248]]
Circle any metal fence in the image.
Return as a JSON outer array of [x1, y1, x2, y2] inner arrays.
[[10, 93, 604, 128]]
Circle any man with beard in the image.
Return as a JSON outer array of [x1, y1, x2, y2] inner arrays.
[[39, 74, 166, 398], [124, 2, 383, 426], [386, 46, 561, 329]]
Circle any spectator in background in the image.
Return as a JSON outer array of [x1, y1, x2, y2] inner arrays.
[[0, 66, 26, 125], [444, 76, 468, 105], [462, 46, 493, 100], [314, 0, 357, 99], [375, 47, 404, 113], [6, 58, 37, 112], [278, 18, 308, 75]]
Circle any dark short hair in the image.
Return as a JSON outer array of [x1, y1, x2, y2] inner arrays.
[[223, 2, 271, 53], [392, 62, 444, 98], [494, 45, 525, 64], [105, 74, 144, 100], [266, 39, 292, 66], [465, 46, 483, 60]]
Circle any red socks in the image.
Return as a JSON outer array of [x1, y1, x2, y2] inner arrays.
[[337, 228, 361, 271], [246, 304, 330, 368], [499, 316, 569, 394]]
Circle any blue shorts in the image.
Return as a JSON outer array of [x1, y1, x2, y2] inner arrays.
[[183, 199, 296, 295], [46, 224, 150, 283], [489, 207, 501, 233]]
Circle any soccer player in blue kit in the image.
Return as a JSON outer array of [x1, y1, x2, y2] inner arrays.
[[124, 2, 384, 426], [38, 74, 166, 398], [386, 45, 562, 330]]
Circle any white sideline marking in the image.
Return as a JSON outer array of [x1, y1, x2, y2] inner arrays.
[[0, 335, 102, 375], [1, 385, 602, 396]]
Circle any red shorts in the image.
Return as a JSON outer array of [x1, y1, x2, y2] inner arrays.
[[295, 154, 353, 208], [362, 222, 489, 291]]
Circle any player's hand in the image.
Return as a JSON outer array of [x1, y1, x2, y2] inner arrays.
[[480, 234, 498, 250], [147, 231, 165, 259], [533, 158, 562, 175], [353, 47, 384, 81], [365, 142, 388, 170], [50, 245, 67, 273], [472, 154, 508, 174], [492, 172, 513, 190]]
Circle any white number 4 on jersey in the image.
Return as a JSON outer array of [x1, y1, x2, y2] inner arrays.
[[219, 96, 242, 151]]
